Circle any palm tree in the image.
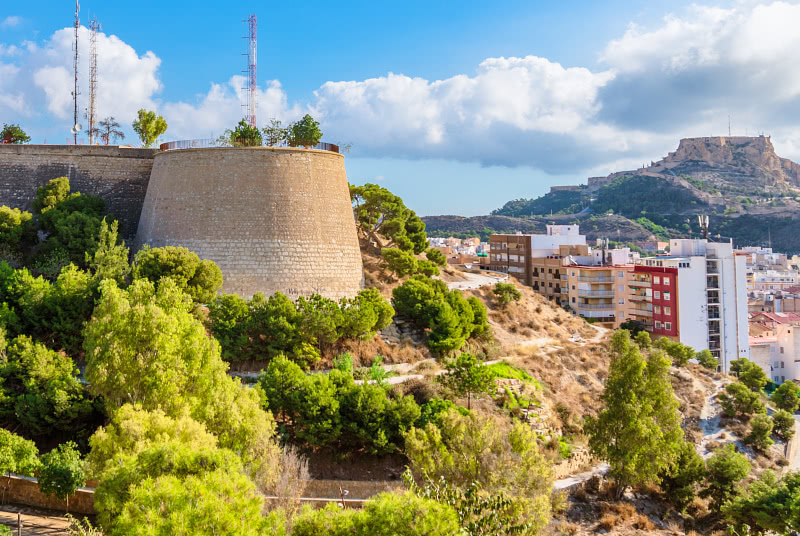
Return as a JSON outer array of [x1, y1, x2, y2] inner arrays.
[[97, 117, 125, 145]]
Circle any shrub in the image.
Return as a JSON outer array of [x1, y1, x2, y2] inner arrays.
[[492, 282, 521, 306], [381, 247, 417, 277], [772, 409, 795, 440], [38, 442, 86, 511], [659, 441, 705, 511], [653, 337, 694, 366], [745, 414, 774, 451], [771, 380, 800, 412], [416, 260, 440, 277], [392, 275, 489, 353], [696, 349, 718, 370], [133, 245, 222, 304], [739, 360, 768, 392], [704, 444, 750, 510], [718, 382, 765, 417], [0, 206, 34, 252], [425, 248, 447, 266]]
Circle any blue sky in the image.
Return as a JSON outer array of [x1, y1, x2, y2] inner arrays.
[[4, 0, 800, 216]]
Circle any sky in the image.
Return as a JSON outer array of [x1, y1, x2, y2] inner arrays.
[[3, 0, 800, 216]]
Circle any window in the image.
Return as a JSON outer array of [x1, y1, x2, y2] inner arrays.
[[654, 305, 661, 314], [663, 292, 671, 301], [655, 321, 662, 329], [619, 299, 625, 305], [654, 291, 661, 299], [664, 306, 671, 315], [618, 271, 624, 278], [663, 277, 670, 285], [781, 347, 785, 354], [571, 285, 575, 290], [618, 285, 624, 292], [654, 276, 660, 284], [572, 271, 576, 276], [665, 322, 672, 330], [783, 376, 786, 382], [572, 297, 576, 303], [782, 361, 785, 368]]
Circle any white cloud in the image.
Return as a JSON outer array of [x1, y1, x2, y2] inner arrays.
[[1, 16, 21, 29]]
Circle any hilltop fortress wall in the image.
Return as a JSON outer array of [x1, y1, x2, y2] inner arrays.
[[0, 145, 157, 238], [0, 144, 364, 300]]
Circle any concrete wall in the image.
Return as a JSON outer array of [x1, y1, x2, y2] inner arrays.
[[0, 145, 157, 239], [136, 147, 364, 299]]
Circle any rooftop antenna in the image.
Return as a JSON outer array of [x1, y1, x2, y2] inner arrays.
[[71, 0, 82, 144], [241, 15, 257, 127], [88, 16, 100, 144], [698, 215, 709, 240]]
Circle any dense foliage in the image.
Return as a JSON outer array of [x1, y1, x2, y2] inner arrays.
[[392, 275, 490, 353], [131, 109, 167, 148], [0, 124, 31, 144], [132, 245, 223, 303], [491, 190, 585, 217], [493, 282, 521, 306], [209, 288, 394, 365], [351, 183, 427, 253], [259, 356, 419, 454]]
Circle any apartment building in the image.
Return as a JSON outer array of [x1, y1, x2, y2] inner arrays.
[[627, 239, 749, 372], [561, 264, 632, 328], [749, 312, 800, 384]]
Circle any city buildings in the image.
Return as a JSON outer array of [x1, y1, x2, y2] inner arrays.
[[749, 312, 800, 384]]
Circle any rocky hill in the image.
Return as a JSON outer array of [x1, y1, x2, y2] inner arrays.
[[428, 136, 800, 253]]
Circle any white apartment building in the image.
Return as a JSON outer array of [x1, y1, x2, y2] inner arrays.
[[750, 318, 800, 384], [528, 225, 587, 257], [633, 239, 750, 373]]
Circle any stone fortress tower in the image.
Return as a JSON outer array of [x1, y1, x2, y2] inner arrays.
[[135, 146, 363, 299], [0, 144, 365, 300]]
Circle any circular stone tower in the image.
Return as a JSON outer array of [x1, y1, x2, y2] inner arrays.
[[135, 147, 364, 300]]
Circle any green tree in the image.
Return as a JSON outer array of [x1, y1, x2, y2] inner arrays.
[[723, 470, 800, 535], [339, 288, 395, 341], [405, 472, 534, 536], [718, 382, 766, 418], [32, 177, 71, 215], [658, 441, 706, 512], [132, 245, 222, 303], [438, 353, 494, 410], [633, 330, 651, 349], [585, 331, 684, 496], [288, 114, 323, 148], [696, 349, 718, 370], [745, 414, 774, 451], [86, 218, 130, 285], [208, 293, 250, 361], [0, 124, 31, 144], [292, 491, 460, 536], [704, 443, 750, 511], [0, 207, 34, 252], [416, 260, 440, 277], [653, 337, 694, 366], [220, 119, 263, 147], [771, 380, 800, 412], [740, 360, 768, 392], [382, 247, 418, 277], [0, 429, 40, 503], [262, 118, 288, 146], [113, 469, 284, 536], [350, 183, 427, 253], [404, 409, 553, 532], [38, 442, 86, 512], [131, 109, 167, 148], [492, 282, 522, 306], [772, 409, 795, 440], [619, 319, 645, 336], [425, 248, 447, 266]]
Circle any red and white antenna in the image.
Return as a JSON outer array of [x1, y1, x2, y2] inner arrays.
[[242, 14, 257, 127]]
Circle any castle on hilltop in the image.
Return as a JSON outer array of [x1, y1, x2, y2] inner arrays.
[[0, 144, 364, 300]]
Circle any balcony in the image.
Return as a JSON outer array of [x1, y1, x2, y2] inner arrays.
[[629, 293, 650, 302], [578, 289, 615, 297], [577, 303, 615, 311], [578, 310, 616, 319], [578, 276, 614, 283], [560, 275, 568, 281], [630, 308, 653, 317], [628, 280, 651, 288]]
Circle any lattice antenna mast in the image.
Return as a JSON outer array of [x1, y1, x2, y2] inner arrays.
[[72, 0, 81, 144], [241, 15, 257, 127], [88, 16, 100, 144]]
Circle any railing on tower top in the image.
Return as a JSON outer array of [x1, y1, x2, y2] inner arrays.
[[159, 139, 340, 153]]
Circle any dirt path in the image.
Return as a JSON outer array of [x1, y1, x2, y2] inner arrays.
[[553, 463, 610, 491], [446, 271, 507, 290], [697, 376, 727, 458], [0, 507, 71, 535]]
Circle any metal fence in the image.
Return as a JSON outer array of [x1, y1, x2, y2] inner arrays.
[[159, 139, 340, 153]]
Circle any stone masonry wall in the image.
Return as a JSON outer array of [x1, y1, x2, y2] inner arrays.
[[136, 147, 364, 299], [0, 145, 157, 238]]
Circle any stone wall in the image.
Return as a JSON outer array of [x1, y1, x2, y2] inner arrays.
[[0, 145, 157, 238], [136, 147, 364, 299], [2, 475, 94, 515]]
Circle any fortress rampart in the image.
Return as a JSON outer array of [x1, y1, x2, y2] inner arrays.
[[135, 147, 364, 299], [0, 145, 157, 238]]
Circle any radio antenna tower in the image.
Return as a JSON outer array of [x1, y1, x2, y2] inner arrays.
[[88, 17, 100, 144], [71, 0, 81, 144], [242, 14, 257, 127]]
